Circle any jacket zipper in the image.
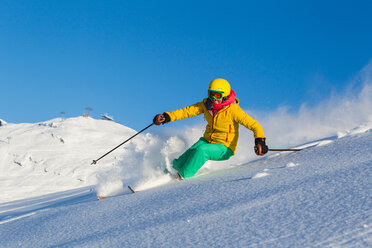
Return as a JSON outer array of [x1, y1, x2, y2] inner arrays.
[[210, 112, 216, 141], [226, 124, 231, 141]]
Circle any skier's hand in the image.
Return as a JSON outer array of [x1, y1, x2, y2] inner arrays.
[[153, 113, 170, 125], [254, 138, 268, 156]]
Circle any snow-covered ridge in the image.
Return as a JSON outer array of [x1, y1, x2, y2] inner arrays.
[[0, 117, 138, 203]]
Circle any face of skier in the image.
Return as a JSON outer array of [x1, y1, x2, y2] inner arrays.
[[208, 91, 224, 104], [211, 98, 223, 104]]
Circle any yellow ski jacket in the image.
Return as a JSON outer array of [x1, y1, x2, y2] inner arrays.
[[165, 98, 265, 154]]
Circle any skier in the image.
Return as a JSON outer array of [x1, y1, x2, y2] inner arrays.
[[153, 78, 268, 179]]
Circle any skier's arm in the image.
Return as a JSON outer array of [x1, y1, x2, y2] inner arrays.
[[165, 101, 205, 122], [233, 105, 268, 155], [233, 105, 265, 139], [153, 102, 204, 125]]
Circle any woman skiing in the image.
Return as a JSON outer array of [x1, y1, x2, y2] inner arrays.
[[153, 78, 268, 179]]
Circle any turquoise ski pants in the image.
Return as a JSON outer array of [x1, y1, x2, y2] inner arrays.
[[173, 137, 234, 178]]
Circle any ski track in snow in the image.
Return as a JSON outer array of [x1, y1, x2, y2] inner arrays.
[[0, 187, 97, 225]]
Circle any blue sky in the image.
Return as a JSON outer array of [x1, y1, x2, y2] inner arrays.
[[1, 0, 371, 130]]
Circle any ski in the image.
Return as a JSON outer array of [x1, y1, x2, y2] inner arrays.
[[98, 171, 181, 198], [128, 185, 138, 193], [96, 187, 136, 199]]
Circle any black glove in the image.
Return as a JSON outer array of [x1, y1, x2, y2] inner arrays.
[[153, 112, 171, 125], [254, 138, 268, 156]]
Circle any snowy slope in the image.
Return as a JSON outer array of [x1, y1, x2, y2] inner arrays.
[[0, 117, 140, 202], [0, 122, 371, 247]]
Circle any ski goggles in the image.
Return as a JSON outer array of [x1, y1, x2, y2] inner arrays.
[[208, 90, 224, 100]]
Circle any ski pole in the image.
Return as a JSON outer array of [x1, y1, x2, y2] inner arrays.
[[269, 148, 302, 152], [91, 123, 155, 165]]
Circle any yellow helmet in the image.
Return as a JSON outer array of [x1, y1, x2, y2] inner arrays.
[[208, 78, 231, 99]]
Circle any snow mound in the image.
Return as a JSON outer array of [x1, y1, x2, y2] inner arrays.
[[0, 117, 138, 202]]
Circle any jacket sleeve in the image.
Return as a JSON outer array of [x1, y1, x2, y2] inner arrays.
[[233, 105, 266, 139], [165, 101, 205, 122]]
